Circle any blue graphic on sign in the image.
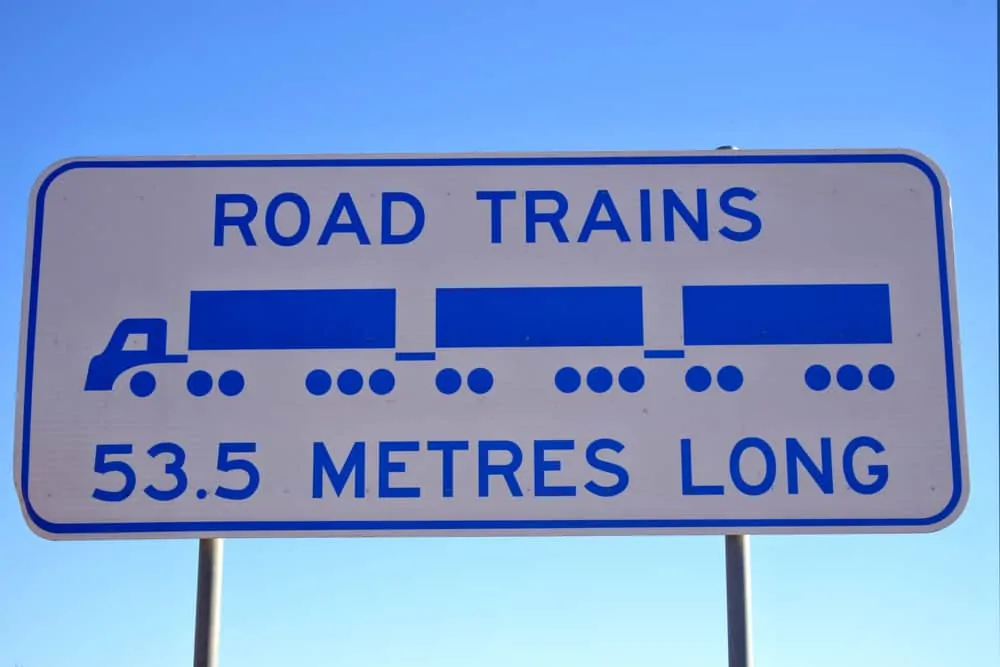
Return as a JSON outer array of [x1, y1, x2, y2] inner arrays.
[[85, 289, 398, 398], [188, 289, 396, 350], [681, 283, 893, 346], [83, 282, 897, 399], [681, 283, 897, 392], [435, 286, 644, 348]]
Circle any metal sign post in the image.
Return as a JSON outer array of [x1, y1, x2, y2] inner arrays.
[[725, 534, 752, 667], [192, 538, 223, 667]]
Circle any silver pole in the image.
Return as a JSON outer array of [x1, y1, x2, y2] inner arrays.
[[714, 144, 753, 667], [193, 538, 224, 667], [724, 534, 753, 667]]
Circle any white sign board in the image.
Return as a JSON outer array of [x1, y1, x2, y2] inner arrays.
[[14, 149, 968, 540]]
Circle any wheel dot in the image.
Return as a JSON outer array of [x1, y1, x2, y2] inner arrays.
[[337, 369, 364, 395], [555, 367, 581, 393], [685, 366, 712, 392], [218, 370, 245, 396], [186, 370, 213, 397], [467, 368, 494, 394], [369, 369, 395, 395], [805, 365, 831, 391], [869, 364, 895, 391], [435, 368, 462, 395], [587, 366, 613, 393], [130, 371, 156, 397], [305, 369, 332, 396], [717, 365, 744, 392], [836, 364, 863, 391], [618, 366, 645, 393]]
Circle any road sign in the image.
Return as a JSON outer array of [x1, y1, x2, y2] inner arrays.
[[13, 149, 968, 540]]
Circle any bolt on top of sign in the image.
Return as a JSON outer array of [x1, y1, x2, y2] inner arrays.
[[13, 148, 967, 540]]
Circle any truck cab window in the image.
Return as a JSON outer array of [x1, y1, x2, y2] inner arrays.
[[123, 333, 148, 351]]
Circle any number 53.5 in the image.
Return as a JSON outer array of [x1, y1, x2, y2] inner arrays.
[[92, 441, 260, 502]]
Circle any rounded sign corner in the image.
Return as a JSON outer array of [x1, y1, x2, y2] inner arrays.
[[924, 476, 972, 534], [16, 492, 63, 542], [29, 157, 92, 202], [891, 148, 953, 199]]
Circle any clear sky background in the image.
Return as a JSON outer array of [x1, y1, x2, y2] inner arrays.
[[0, 1, 997, 666]]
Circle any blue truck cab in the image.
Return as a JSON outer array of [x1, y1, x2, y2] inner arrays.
[[85, 318, 188, 395]]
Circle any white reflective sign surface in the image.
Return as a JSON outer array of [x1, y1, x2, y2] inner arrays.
[[13, 149, 967, 539]]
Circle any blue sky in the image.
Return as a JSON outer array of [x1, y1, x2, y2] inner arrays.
[[0, 1, 997, 665]]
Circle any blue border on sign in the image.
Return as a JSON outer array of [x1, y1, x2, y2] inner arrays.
[[19, 152, 964, 535]]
